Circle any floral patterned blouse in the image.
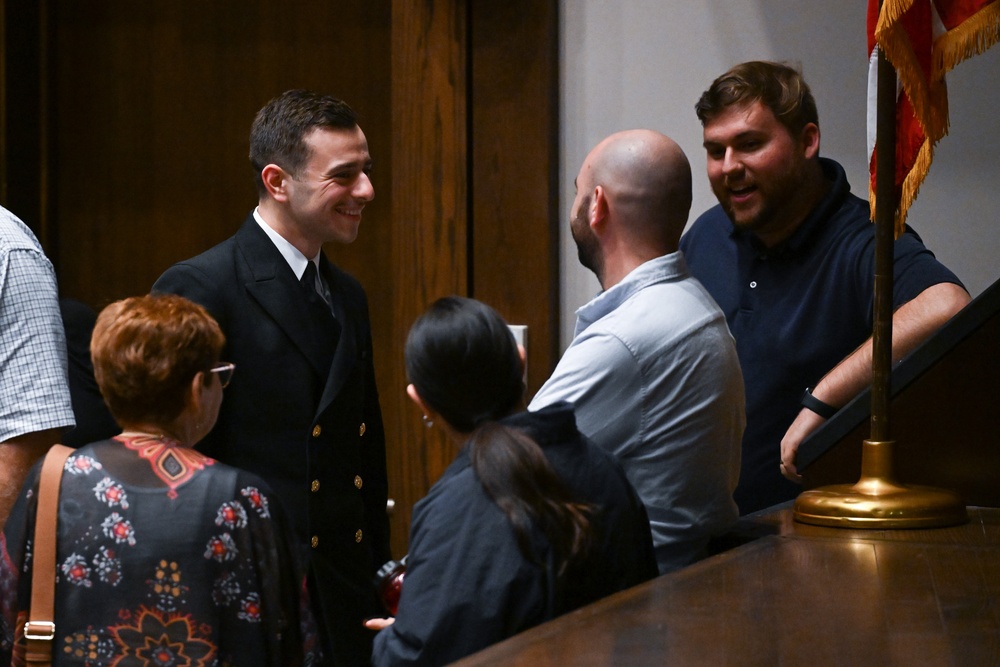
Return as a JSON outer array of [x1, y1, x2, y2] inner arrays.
[[0, 435, 319, 666]]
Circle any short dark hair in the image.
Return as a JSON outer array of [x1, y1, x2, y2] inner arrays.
[[695, 61, 819, 136], [91, 294, 225, 426], [249, 89, 359, 196]]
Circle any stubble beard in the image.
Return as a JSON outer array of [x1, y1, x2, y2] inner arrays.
[[571, 214, 604, 285], [718, 161, 806, 237]]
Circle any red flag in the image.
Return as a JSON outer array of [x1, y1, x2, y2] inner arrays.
[[868, 0, 1000, 236]]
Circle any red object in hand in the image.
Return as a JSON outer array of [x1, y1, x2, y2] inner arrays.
[[376, 556, 407, 616]]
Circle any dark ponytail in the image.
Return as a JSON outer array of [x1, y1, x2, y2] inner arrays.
[[468, 422, 593, 575], [406, 297, 594, 574]]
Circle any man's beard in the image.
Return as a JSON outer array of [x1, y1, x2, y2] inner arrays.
[[717, 159, 806, 236], [571, 213, 603, 284]]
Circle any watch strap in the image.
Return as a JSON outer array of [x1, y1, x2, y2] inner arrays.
[[801, 387, 838, 419]]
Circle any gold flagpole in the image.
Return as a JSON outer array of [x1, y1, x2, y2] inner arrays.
[[792, 6, 966, 528]]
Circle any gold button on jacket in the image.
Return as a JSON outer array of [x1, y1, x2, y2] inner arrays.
[[359, 422, 366, 437], [354, 529, 363, 543], [354, 475, 363, 489], [311, 535, 319, 548], [311, 479, 320, 493], [312, 425, 322, 438]]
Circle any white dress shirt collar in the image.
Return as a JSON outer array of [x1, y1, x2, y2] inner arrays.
[[253, 207, 320, 280]]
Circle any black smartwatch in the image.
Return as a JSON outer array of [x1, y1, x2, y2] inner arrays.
[[801, 387, 838, 419]]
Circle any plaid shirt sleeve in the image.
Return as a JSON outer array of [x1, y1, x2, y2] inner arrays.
[[0, 209, 74, 441]]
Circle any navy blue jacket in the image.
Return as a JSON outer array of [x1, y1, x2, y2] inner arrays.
[[373, 403, 657, 666], [154, 214, 390, 665]]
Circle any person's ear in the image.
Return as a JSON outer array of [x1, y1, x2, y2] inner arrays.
[[187, 371, 207, 414], [261, 164, 291, 202], [800, 122, 820, 160], [406, 384, 433, 418], [590, 185, 610, 231], [517, 344, 527, 376]]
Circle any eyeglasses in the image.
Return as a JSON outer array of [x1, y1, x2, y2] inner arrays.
[[208, 362, 236, 388]]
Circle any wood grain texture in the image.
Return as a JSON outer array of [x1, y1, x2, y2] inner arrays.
[[470, 0, 559, 397], [45, 0, 392, 309], [453, 507, 1000, 667], [386, 0, 468, 553]]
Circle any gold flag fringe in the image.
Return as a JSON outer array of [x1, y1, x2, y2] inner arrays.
[[934, 2, 1000, 77], [870, 0, 1000, 237], [869, 131, 936, 237], [877, 0, 949, 139]]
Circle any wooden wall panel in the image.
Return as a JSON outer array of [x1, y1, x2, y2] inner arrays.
[[48, 0, 392, 310], [471, 1, 559, 397], [385, 0, 468, 553]]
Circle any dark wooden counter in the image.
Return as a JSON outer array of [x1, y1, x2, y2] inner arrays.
[[452, 507, 1000, 666]]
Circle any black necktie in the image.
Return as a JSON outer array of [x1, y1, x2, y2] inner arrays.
[[301, 261, 334, 312], [301, 260, 319, 294]]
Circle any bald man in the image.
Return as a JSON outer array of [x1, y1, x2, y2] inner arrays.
[[529, 130, 745, 574]]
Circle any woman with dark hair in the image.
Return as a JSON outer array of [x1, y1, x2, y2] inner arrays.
[[0, 294, 316, 666], [368, 296, 656, 665]]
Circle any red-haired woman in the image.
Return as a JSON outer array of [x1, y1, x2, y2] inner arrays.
[[1, 294, 317, 666]]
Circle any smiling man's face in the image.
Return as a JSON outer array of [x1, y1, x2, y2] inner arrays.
[[284, 125, 375, 249], [702, 100, 818, 246]]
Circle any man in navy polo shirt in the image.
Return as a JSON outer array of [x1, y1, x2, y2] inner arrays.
[[680, 61, 970, 514]]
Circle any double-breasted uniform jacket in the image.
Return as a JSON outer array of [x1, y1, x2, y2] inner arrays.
[[154, 215, 391, 664]]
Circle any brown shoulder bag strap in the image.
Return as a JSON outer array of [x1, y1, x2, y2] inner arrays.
[[24, 444, 73, 666]]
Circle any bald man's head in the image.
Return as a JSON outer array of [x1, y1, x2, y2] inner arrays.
[[575, 129, 692, 253]]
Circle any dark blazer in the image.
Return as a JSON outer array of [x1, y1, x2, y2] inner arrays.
[[154, 214, 390, 665], [59, 298, 119, 447]]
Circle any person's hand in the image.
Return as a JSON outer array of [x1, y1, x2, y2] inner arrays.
[[779, 408, 827, 482], [364, 617, 395, 631]]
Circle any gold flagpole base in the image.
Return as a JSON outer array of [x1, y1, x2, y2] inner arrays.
[[793, 440, 968, 529]]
